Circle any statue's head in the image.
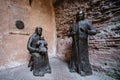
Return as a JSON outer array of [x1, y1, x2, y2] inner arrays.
[[76, 10, 85, 22], [35, 27, 42, 36], [41, 36, 44, 40]]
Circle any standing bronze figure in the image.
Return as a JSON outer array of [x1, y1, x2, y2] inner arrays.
[[27, 27, 51, 77], [68, 11, 97, 76]]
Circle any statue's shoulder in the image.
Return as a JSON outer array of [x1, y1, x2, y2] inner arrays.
[[29, 33, 37, 39], [85, 19, 92, 24]]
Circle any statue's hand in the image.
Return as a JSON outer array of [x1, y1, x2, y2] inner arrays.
[[31, 53, 39, 58], [41, 52, 46, 55], [35, 48, 39, 52], [80, 27, 88, 33], [87, 30, 97, 35]]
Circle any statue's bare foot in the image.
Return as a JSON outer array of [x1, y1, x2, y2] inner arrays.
[[33, 71, 39, 76], [39, 72, 44, 77], [46, 67, 51, 73], [69, 68, 76, 72], [80, 71, 86, 76]]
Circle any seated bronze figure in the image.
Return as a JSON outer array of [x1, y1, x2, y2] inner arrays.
[[27, 27, 51, 76]]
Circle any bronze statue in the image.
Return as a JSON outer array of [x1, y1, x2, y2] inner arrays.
[[27, 27, 51, 77], [68, 11, 97, 76]]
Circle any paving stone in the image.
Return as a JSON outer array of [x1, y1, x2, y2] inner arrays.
[[0, 56, 116, 80]]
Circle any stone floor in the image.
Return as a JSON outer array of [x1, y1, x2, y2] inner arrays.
[[0, 56, 116, 80]]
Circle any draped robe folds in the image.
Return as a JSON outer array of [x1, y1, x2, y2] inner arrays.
[[68, 20, 96, 76], [27, 34, 51, 76]]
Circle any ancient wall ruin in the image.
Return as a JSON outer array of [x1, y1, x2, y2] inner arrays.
[[0, 0, 120, 79], [54, 0, 120, 79]]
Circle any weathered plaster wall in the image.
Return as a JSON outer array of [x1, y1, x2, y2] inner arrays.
[[0, 0, 56, 70]]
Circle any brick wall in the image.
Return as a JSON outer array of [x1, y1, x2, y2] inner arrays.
[[54, 0, 120, 79]]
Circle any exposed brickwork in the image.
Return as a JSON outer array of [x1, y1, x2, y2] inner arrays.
[[54, 0, 120, 79]]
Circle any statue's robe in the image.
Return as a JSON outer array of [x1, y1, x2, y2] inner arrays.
[[27, 33, 51, 76], [68, 20, 96, 76]]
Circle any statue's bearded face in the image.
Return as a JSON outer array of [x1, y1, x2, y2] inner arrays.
[[37, 28, 42, 35], [35, 27, 42, 36], [77, 11, 84, 21]]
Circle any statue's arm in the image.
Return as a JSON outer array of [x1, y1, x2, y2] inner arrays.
[[87, 21, 97, 35], [67, 25, 76, 37], [44, 41, 48, 50], [27, 34, 38, 53]]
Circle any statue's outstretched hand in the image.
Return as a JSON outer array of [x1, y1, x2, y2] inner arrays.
[[80, 27, 88, 33]]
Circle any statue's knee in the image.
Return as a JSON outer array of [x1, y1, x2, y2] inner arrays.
[[32, 53, 40, 58]]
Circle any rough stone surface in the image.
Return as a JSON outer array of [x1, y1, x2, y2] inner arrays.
[[54, 0, 120, 79], [0, 0, 120, 79], [0, 57, 116, 80]]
